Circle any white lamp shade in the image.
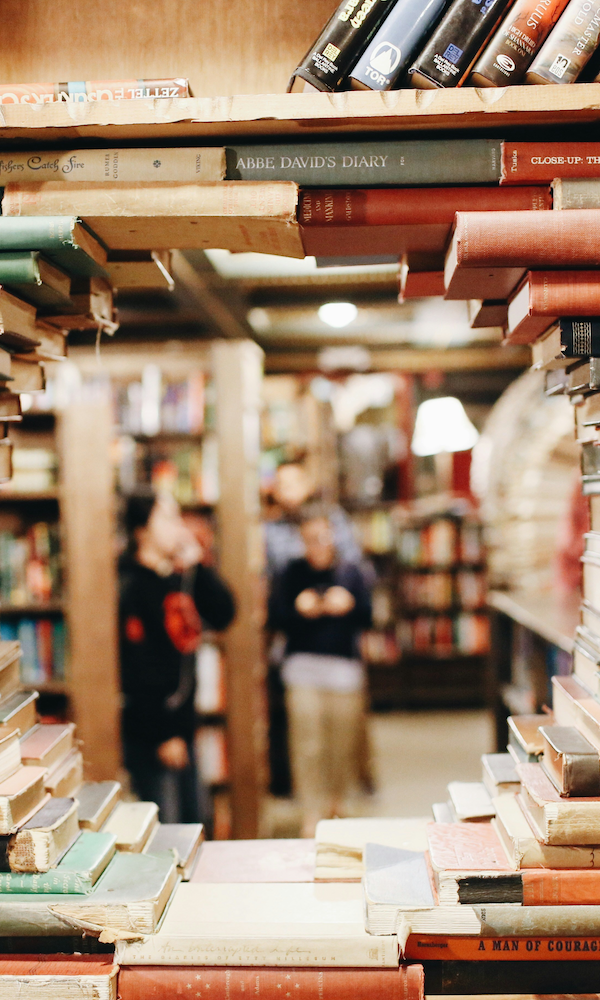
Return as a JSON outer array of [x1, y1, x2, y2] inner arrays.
[[411, 396, 479, 457]]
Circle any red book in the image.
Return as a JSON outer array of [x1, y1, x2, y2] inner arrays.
[[0, 955, 117, 994], [445, 209, 600, 300], [118, 966, 424, 1000], [400, 271, 446, 300], [501, 142, 600, 185], [404, 934, 600, 960], [507, 270, 600, 344], [299, 186, 551, 258]]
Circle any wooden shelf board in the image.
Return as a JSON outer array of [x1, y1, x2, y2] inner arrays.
[[0, 491, 59, 502], [488, 588, 579, 654], [3, 85, 600, 143], [0, 602, 63, 614], [21, 680, 68, 695]]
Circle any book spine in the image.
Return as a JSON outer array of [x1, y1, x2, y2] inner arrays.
[[525, 0, 600, 83], [288, 0, 400, 92], [227, 140, 502, 185], [559, 318, 600, 356], [409, 0, 514, 88], [0, 148, 225, 184], [118, 966, 424, 1000], [0, 869, 91, 893], [116, 935, 400, 968], [502, 143, 600, 184], [0, 255, 39, 285], [553, 177, 600, 208], [470, 0, 572, 85], [298, 185, 551, 225], [404, 933, 600, 960], [523, 869, 600, 904], [348, 0, 452, 88], [452, 209, 600, 266], [0, 79, 189, 104]]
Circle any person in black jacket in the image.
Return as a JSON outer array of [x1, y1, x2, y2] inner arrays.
[[268, 507, 372, 836], [119, 489, 235, 824]]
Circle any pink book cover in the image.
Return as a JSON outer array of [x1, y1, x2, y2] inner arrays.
[[427, 821, 511, 872], [191, 838, 316, 883]]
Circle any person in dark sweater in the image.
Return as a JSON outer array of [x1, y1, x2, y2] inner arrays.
[[119, 489, 235, 824], [268, 508, 372, 836]]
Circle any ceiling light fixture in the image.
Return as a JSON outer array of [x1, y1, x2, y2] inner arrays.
[[318, 301, 358, 328]]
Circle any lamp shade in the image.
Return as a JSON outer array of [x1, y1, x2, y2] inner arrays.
[[411, 396, 479, 457]]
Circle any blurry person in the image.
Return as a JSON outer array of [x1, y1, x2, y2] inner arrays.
[[268, 508, 372, 836], [265, 461, 363, 579], [119, 489, 235, 825]]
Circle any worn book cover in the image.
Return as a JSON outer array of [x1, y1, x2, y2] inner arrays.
[[540, 723, 600, 796], [0, 955, 118, 1000], [0, 147, 225, 184], [0, 830, 116, 893], [76, 781, 121, 832], [190, 837, 314, 883]]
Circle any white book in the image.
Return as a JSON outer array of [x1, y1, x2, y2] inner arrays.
[[115, 882, 399, 967], [314, 817, 430, 880], [492, 792, 600, 869], [101, 801, 158, 852], [447, 781, 495, 821]]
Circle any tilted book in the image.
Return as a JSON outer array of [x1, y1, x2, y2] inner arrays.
[[0, 830, 115, 893], [1, 183, 304, 259], [0, 217, 106, 278], [445, 209, 600, 300], [508, 272, 600, 345], [470, 0, 571, 86]]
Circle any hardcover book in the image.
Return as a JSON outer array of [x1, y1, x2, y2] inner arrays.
[[314, 816, 429, 880], [20, 722, 76, 770], [115, 881, 400, 967], [539, 723, 600, 796], [517, 760, 600, 844], [481, 753, 520, 796], [349, 0, 453, 90], [0, 217, 107, 278], [447, 781, 495, 820], [119, 965, 424, 1000], [190, 837, 315, 883], [363, 843, 436, 934], [144, 822, 204, 880], [498, 791, 600, 868], [0, 252, 71, 310], [1, 183, 304, 259], [554, 176, 600, 208], [0, 689, 38, 738], [445, 209, 600, 300], [526, 0, 600, 83], [0, 955, 118, 999], [470, 0, 571, 85], [44, 748, 83, 799], [502, 144, 600, 184], [76, 781, 121, 832], [0, 766, 46, 836], [0, 830, 116, 893], [409, 0, 514, 89], [288, 0, 402, 93], [0, 147, 225, 184], [507, 272, 600, 345], [226, 140, 502, 186], [101, 801, 158, 852], [0, 731, 21, 784], [0, 78, 190, 103], [7, 797, 79, 873]]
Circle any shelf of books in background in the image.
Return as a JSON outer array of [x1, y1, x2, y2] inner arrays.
[[109, 362, 231, 839], [0, 408, 67, 705]]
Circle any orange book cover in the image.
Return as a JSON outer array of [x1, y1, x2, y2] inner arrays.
[[404, 933, 600, 960], [507, 270, 600, 344]]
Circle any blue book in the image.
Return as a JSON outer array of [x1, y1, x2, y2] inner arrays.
[[349, 0, 453, 90]]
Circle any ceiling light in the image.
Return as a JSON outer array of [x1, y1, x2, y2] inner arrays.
[[411, 397, 479, 457], [318, 302, 358, 328]]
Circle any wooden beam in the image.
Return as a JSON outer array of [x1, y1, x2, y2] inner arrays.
[[212, 340, 267, 839], [265, 346, 530, 373], [169, 251, 254, 341]]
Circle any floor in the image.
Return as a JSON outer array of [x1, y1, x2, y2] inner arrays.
[[261, 708, 495, 837]]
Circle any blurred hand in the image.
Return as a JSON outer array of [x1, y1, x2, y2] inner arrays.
[[322, 586, 355, 616], [157, 736, 189, 771], [295, 588, 322, 618], [173, 524, 204, 572]]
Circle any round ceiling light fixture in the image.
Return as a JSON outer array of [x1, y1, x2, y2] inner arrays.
[[318, 301, 358, 328]]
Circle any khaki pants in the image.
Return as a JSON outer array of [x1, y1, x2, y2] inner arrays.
[[285, 685, 364, 823]]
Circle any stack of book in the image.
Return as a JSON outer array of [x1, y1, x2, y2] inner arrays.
[[289, 0, 600, 93]]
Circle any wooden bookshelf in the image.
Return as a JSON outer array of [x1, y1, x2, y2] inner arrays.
[[3, 86, 600, 144]]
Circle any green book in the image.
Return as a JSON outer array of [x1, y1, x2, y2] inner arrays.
[[0, 851, 177, 935], [0, 252, 72, 309], [226, 139, 501, 186], [0, 831, 116, 895], [0, 217, 107, 278]]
